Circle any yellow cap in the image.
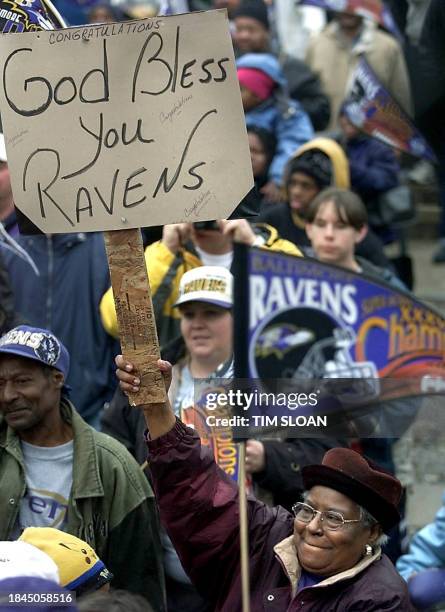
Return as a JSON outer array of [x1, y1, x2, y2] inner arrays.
[[19, 528, 112, 594]]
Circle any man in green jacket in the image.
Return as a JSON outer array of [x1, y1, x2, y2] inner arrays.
[[0, 325, 165, 611]]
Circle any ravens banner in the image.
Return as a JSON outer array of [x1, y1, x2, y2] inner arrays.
[[344, 58, 436, 163], [233, 244, 445, 437]]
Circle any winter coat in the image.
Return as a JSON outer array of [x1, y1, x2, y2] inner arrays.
[[1, 232, 119, 423], [397, 492, 445, 581], [345, 135, 400, 207], [100, 223, 302, 346], [358, 256, 406, 292], [0, 250, 22, 335], [281, 56, 330, 131], [306, 20, 413, 128], [260, 138, 396, 271], [3, 210, 19, 238], [147, 419, 414, 611], [236, 53, 314, 185], [0, 399, 166, 610]]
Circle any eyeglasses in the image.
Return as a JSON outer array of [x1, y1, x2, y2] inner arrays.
[[292, 502, 362, 531]]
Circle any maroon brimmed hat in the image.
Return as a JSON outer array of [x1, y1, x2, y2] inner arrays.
[[302, 448, 402, 532]]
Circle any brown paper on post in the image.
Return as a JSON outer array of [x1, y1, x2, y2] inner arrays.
[[0, 10, 253, 233]]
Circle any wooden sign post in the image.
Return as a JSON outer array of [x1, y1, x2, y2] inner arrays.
[[0, 10, 253, 406], [104, 228, 165, 405]]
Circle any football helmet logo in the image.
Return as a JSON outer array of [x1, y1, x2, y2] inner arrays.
[[252, 308, 379, 397], [293, 326, 378, 380]]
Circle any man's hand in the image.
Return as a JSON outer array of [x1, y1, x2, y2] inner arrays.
[[115, 355, 173, 394], [245, 439, 266, 474], [220, 219, 256, 245], [162, 223, 192, 254], [260, 181, 282, 203]]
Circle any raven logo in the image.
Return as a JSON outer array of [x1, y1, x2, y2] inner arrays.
[[34, 333, 60, 366], [256, 324, 315, 359]]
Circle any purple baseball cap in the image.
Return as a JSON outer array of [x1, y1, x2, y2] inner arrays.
[[0, 326, 70, 393]]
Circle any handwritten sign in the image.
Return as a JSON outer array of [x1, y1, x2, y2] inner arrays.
[[0, 10, 253, 233]]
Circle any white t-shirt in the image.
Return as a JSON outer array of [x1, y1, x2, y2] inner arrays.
[[17, 440, 74, 535], [195, 246, 233, 269]]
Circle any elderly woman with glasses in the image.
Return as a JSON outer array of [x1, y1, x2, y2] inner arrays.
[[116, 358, 413, 611]]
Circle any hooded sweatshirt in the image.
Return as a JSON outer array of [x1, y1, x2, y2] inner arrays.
[[260, 138, 395, 271], [237, 53, 314, 186]]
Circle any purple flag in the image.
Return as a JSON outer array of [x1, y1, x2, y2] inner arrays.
[[343, 58, 437, 162]]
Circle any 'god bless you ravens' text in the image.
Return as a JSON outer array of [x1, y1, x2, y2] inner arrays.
[[0, 16, 238, 230]]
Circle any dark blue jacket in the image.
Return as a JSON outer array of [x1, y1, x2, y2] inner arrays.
[[2, 232, 119, 423], [346, 135, 400, 205]]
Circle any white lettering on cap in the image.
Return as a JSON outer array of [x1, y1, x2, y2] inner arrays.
[[0, 330, 44, 349]]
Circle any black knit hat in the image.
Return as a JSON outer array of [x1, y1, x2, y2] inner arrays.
[[286, 150, 333, 189], [233, 0, 269, 30]]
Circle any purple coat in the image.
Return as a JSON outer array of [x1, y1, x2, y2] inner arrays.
[[147, 420, 413, 611]]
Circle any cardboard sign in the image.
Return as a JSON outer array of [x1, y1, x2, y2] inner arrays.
[[0, 10, 253, 233]]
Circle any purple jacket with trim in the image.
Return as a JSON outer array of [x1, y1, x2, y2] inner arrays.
[[147, 419, 413, 611]]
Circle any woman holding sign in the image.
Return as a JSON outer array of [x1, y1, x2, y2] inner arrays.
[[115, 354, 413, 610]]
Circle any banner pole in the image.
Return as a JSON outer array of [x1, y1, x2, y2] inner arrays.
[[238, 441, 251, 612]]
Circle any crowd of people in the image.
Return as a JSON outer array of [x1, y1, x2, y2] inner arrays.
[[0, 0, 445, 611]]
